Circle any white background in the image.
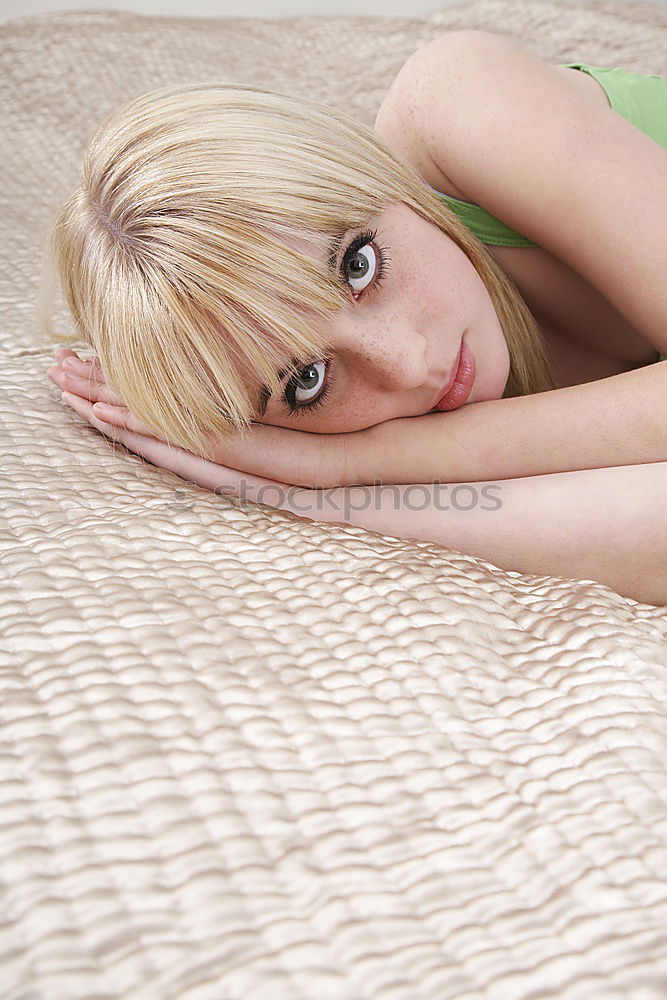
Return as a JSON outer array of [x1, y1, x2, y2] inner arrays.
[[0, 0, 463, 23], [1, 0, 664, 26]]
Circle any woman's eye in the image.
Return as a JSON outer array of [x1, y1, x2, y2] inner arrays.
[[286, 359, 328, 408], [340, 228, 389, 297], [344, 244, 378, 293]]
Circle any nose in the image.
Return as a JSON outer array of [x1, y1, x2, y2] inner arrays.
[[338, 330, 430, 393]]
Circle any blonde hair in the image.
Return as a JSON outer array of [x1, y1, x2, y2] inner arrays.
[[42, 82, 558, 456]]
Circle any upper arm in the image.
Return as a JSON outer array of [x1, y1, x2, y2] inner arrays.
[[380, 30, 667, 353]]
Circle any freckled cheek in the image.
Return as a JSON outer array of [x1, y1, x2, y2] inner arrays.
[[335, 393, 396, 428], [304, 399, 391, 433], [405, 254, 468, 325], [441, 261, 479, 305]]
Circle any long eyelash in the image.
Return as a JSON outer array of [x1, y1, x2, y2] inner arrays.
[[282, 230, 391, 417], [282, 357, 334, 417], [341, 228, 391, 296]]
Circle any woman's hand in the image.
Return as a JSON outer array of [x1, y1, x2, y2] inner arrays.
[[47, 348, 375, 529], [47, 348, 361, 489], [48, 357, 320, 515], [47, 347, 161, 437]]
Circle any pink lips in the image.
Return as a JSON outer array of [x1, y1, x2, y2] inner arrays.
[[433, 339, 476, 411]]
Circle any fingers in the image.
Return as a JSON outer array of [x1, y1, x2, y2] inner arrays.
[[61, 390, 129, 445], [91, 400, 158, 438], [48, 353, 126, 407], [53, 347, 80, 363], [53, 347, 105, 380], [50, 348, 163, 440], [60, 389, 311, 509], [48, 365, 124, 406], [61, 390, 235, 494]]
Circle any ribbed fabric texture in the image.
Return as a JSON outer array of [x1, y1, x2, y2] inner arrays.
[[2, 5, 667, 999]]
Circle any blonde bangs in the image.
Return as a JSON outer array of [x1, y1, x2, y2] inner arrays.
[[43, 82, 557, 457]]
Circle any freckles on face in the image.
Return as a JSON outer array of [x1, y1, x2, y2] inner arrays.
[[252, 202, 509, 432]]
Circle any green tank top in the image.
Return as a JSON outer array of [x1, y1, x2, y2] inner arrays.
[[434, 63, 667, 360]]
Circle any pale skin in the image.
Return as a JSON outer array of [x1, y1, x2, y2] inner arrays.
[[47, 31, 667, 604]]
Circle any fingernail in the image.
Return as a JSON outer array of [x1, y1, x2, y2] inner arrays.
[[93, 402, 110, 412]]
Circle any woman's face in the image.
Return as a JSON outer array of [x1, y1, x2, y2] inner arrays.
[[252, 202, 511, 433]]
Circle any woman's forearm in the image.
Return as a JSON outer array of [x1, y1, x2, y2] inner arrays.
[[292, 462, 667, 605], [54, 378, 667, 603], [359, 362, 667, 485]]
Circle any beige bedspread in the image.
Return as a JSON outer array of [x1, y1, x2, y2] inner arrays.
[[2, 2, 667, 997]]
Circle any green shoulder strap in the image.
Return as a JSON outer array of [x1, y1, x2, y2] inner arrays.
[[437, 193, 536, 248]]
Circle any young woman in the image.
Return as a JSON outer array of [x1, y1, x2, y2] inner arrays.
[[45, 30, 667, 604]]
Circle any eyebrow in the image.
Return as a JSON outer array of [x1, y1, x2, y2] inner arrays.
[[255, 230, 346, 419]]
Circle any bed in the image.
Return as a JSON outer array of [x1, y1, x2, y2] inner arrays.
[[2, 1, 667, 997]]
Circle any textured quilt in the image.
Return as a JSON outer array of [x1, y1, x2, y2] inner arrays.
[[2, 2, 667, 998]]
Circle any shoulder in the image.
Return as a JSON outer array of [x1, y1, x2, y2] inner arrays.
[[374, 31, 556, 197], [375, 31, 534, 135], [378, 28, 517, 98], [376, 31, 667, 354], [374, 31, 609, 189]]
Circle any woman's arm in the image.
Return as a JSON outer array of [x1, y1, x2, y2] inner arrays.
[[359, 361, 667, 485], [336, 462, 667, 607], [48, 349, 667, 488], [56, 385, 667, 606]]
